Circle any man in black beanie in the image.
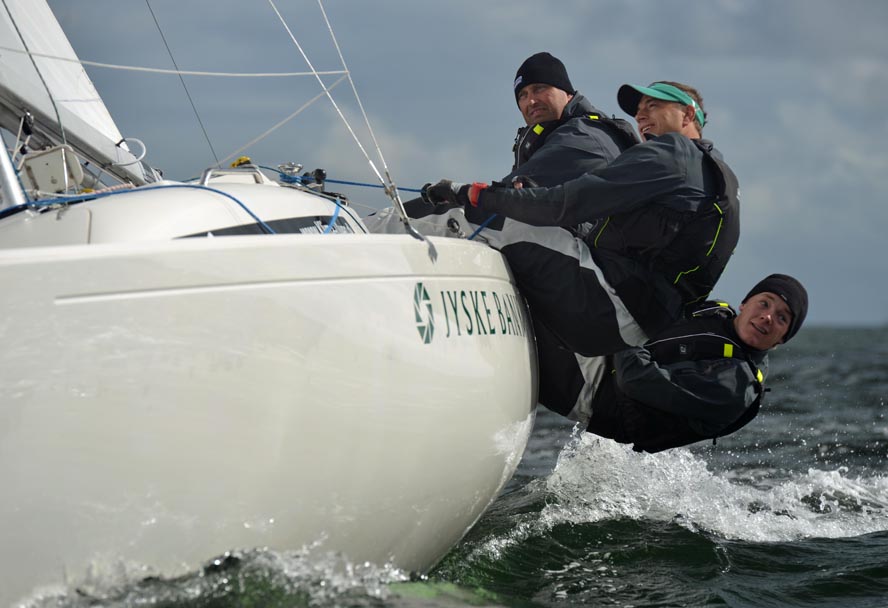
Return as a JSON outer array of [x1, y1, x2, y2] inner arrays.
[[513, 52, 573, 96], [364, 51, 637, 235], [513, 51, 575, 122], [538, 274, 809, 453], [507, 52, 638, 190], [736, 273, 808, 347]]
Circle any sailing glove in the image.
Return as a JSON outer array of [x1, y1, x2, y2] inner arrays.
[[423, 180, 488, 207], [422, 180, 468, 206]]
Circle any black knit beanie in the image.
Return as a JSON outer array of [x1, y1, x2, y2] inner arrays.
[[742, 273, 808, 343], [513, 52, 574, 102]]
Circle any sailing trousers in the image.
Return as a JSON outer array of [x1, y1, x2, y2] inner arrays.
[[481, 217, 648, 357], [478, 217, 650, 427], [533, 320, 609, 427]]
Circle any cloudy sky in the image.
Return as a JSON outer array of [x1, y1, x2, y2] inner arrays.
[[45, 0, 888, 326]]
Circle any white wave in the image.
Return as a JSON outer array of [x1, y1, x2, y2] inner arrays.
[[540, 433, 888, 542], [16, 549, 409, 607]]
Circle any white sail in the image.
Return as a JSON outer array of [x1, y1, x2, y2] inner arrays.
[[0, 0, 148, 184]]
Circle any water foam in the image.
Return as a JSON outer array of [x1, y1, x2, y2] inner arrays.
[[463, 432, 888, 563], [541, 433, 888, 542], [16, 548, 409, 608]]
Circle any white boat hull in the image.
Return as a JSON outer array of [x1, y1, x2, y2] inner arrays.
[[0, 234, 537, 604]]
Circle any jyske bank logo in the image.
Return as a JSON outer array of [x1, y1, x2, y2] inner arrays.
[[414, 282, 434, 344]]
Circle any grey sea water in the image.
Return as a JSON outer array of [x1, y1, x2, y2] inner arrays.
[[20, 327, 888, 607]]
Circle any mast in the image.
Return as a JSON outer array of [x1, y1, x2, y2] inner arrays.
[[0, 138, 26, 209]]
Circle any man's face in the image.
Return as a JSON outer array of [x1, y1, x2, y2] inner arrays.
[[517, 84, 572, 126], [634, 95, 692, 140], [734, 291, 792, 351]]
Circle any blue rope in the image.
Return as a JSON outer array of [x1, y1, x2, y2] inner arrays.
[[3, 184, 277, 234], [152, 184, 278, 234], [326, 178, 422, 193], [323, 197, 342, 234], [2, 164, 370, 236], [255, 165, 422, 193], [468, 214, 497, 241]]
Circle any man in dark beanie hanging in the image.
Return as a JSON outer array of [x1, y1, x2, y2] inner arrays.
[[737, 273, 808, 345], [363, 51, 637, 235], [536, 274, 809, 453]]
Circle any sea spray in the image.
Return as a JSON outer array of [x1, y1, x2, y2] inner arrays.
[[17, 549, 410, 608], [451, 428, 888, 569], [542, 433, 888, 542]]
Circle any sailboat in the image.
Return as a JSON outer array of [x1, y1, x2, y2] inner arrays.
[[0, 1, 538, 604]]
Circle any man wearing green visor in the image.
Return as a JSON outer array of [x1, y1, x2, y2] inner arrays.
[[424, 80, 740, 364], [617, 81, 708, 141]]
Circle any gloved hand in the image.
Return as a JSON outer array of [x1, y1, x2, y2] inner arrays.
[[510, 175, 540, 189], [421, 179, 469, 206]]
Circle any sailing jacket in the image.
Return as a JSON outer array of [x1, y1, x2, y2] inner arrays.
[[473, 133, 740, 336], [503, 93, 638, 187], [585, 304, 768, 453], [401, 92, 637, 219]]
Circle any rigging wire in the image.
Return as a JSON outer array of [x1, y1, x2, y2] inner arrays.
[[145, 0, 220, 166], [316, 0, 401, 204], [266, 2, 392, 204], [0, 0, 67, 146], [217, 74, 348, 167], [0, 45, 347, 78], [267, 0, 431, 257]]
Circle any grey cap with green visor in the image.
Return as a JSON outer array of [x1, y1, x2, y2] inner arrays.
[[617, 82, 706, 128]]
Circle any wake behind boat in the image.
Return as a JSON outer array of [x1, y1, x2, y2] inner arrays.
[[0, 2, 537, 605]]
